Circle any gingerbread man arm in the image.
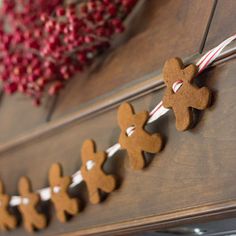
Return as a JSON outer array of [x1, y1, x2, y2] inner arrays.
[[188, 86, 211, 110], [95, 152, 106, 166], [49, 163, 61, 187], [183, 64, 197, 82], [135, 111, 149, 128], [18, 177, 30, 196], [81, 140, 95, 163], [140, 133, 163, 154], [60, 176, 71, 191], [163, 58, 184, 85], [163, 89, 175, 108], [118, 102, 135, 131], [27, 193, 39, 205]]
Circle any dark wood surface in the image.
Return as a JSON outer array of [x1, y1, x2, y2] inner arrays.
[[0, 0, 236, 235], [203, 0, 236, 51], [0, 94, 54, 143], [0, 57, 236, 235]]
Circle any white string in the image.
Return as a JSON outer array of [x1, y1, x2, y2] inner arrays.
[[9, 34, 236, 207]]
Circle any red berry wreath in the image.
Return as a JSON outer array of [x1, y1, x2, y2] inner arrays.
[[0, 0, 138, 106]]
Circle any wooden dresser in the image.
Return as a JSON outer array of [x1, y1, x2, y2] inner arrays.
[[0, 0, 236, 235]]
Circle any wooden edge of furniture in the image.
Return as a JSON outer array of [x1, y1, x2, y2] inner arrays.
[[61, 199, 236, 236]]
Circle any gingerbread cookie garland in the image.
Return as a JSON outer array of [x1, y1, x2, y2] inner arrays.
[[0, 46, 220, 232], [18, 177, 46, 232], [49, 163, 79, 223], [162, 57, 211, 131], [118, 102, 163, 170], [0, 61, 211, 232], [0, 180, 17, 231], [81, 139, 116, 204], [0, 31, 229, 232]]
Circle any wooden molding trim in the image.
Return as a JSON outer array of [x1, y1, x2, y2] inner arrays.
[[58, 199, 236, 236]]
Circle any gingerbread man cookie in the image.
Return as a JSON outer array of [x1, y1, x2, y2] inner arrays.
[[162, 57, 211, 131], [118, 102, 162, 170], [81, 139, 116, 204], [49, 163, 79, 223], [18, 176, 46, 232], [0, 180, 17, 231]]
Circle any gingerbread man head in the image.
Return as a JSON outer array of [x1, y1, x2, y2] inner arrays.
[[49, 163, 71, 193], [163, 57, 197, 88]]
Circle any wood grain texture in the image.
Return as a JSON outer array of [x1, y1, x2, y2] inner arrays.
[[203, 0, 236, 51], [51, 0, 215, 120], [0, 57, 235, 235], [0, 94, 54, 144]]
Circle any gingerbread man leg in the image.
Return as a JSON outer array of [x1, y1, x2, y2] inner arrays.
[[34, 214, 46, 230], [24, 217, 33, 233], [98, 175, 116, 193], [173, 104, 192, 131], [87, 183, 100, 204], [56, 208, 66, 223], [0, 214, 16, 231], [127, 148, 145, 170], [5, 215, 16, 230], [0, 220, 7, 231], [0, 221, 4, 230], [65, 198, 78, 216]]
